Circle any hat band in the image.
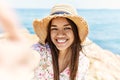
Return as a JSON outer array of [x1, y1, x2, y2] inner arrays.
[[51, 11, 70, 15]]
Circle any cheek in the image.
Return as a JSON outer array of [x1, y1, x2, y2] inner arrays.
[[67, 31, 74, 38], [68, 32, 74, 43], [50, 32, 56, 41], [71, 34, 74, 42]]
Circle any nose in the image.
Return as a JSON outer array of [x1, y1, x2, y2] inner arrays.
[[57, 30, 65, 37]]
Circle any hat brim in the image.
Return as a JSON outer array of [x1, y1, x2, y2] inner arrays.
[[33, 14, 88, 44]]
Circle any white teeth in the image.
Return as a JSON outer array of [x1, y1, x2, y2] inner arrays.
[[57, 39, 66, 43]]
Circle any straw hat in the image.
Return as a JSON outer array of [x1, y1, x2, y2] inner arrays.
[[33, 4, 89, 44]]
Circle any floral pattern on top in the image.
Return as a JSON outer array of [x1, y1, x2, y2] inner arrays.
[[32, 43, 89, 80]]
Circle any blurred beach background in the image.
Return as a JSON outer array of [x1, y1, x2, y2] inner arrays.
[[1, 0, 120, 55], [15, 9, 120, 55]]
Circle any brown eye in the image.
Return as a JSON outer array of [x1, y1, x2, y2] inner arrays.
[[51, 27, 58, 31], [64, 27, 72, 30]]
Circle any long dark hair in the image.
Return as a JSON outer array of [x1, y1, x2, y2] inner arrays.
[[45, 17, 82, 80]]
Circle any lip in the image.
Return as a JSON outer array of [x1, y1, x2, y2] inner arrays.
[[56, 39, 68, 44]]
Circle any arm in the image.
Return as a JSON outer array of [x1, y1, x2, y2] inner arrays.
[[0, 1, 40, 80], [0, 1, 22, 40]]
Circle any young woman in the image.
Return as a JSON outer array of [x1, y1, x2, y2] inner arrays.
[[32, 4, 89, 80], [0, 2, 89, 80]]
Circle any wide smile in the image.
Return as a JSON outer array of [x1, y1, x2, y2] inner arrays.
[[56, 39, 68, 44]]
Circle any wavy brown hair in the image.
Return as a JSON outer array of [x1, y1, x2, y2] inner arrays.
[[45, 17, 82, 80]]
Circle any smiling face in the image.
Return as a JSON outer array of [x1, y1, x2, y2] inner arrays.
[[50, 17, 74, 52]]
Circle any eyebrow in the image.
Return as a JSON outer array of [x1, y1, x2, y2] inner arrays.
[[64, 23, 70, 26], [51, 25, 57, 27]]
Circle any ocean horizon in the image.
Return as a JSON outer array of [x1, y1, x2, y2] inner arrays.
[[13, 9, 120, 55]]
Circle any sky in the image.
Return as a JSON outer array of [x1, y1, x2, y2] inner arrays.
[[6, 0, 120, 9]]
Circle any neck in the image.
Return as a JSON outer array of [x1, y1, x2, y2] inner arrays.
[[59, 50, 68, 58], [58, 48, 72, 72], [59, 47, 72, 59]]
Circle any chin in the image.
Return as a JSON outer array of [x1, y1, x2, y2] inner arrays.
[[56, 46, 68, 51]]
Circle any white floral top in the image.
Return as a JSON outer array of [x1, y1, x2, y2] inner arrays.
[[32, 43, 89, 80]]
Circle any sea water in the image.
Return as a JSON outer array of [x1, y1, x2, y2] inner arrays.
[[15, 9, 120, 55]]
